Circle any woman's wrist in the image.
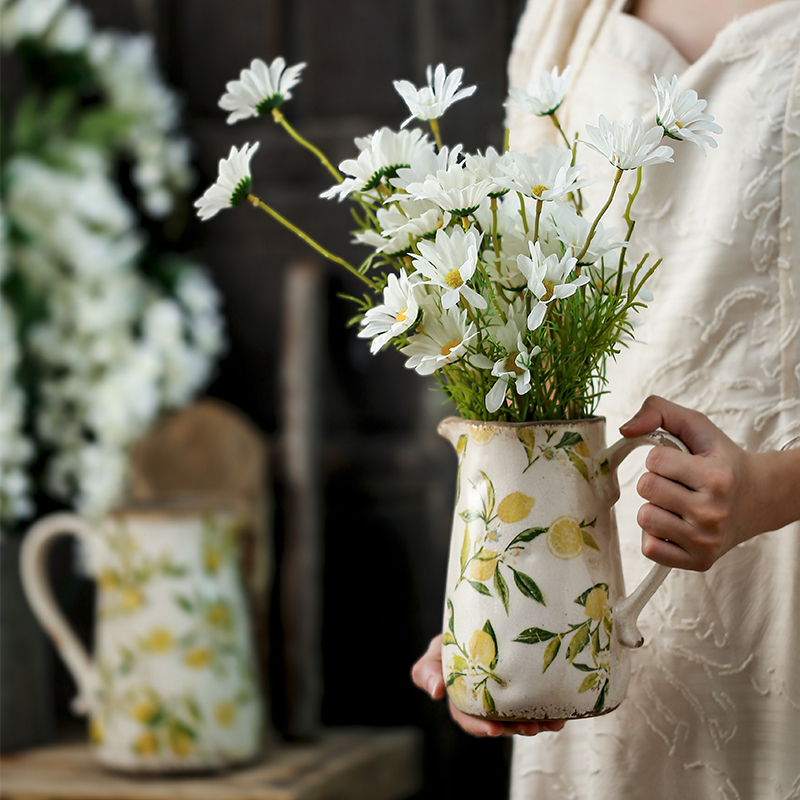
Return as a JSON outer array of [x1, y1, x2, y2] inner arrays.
[[746, 445, 800, 537]]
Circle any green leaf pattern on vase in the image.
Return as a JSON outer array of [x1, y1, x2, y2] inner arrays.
[[439, 416, 676, 721]]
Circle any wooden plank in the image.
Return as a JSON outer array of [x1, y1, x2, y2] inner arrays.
[[278, 260, 326, 739], [0, 729, 422, 800]]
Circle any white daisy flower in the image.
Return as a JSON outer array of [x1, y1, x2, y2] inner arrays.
[[652, 75, 722, 155], [402, 162, 494, 217], [464, 147, 518, 198], [401, 305, 477, 375], [471, 317, 542, 413], [390, 144, 462, 192], [321, 127, 432, 201], [496, 144, 591, 201], [517, 240, 588, 330], [394, 64, 476, 127], [218, 57, 306, 124], [360, 199, 448, 251], [358, 272, 422, 353], [545, 200, 619, 265], [195, 142, 259, 220], [411, 227, 487, 310], [583, 115, 674, 170], [507, 65, 571, 117]]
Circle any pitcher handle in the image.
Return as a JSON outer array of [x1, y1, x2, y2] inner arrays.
[[595, 430, 690, 649], [20, 512, 100, 715]]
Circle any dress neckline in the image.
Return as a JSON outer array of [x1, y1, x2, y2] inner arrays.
[[620, 0, 800, 72]]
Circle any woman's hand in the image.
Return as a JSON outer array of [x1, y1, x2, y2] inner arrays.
[[620, 395, 800, 571], [411, 634, 566, 737]]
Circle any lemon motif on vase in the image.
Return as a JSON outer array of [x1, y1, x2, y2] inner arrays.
[[470, 425, 496, 446], [497, 492, 535, 524], [134, 731, 160, 756], [546, 516, 584, 560], [469, 550, 498, 581], [184, 646, 213, 669], [468, 629, 496, 667], [142, 627, 175, 654], [214, 700, 238, 728], [584, 584, 610, 621], [169, 726, 193, 757], [449, 675, 469, 708]]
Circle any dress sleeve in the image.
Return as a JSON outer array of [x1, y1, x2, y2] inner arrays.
[[778, 48, 800, 410]]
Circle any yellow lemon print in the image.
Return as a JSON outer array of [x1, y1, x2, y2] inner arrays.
[[470, 425, 496, 446], [89, 717, 104, 744], [584, 586, 610, 621], [204, 547, 222, 574], [214, 700, 238, 728], [120, 586, 144, 612], [169, 729, 193, 757], [184, 647, 213, 669], [469, 551, 498, 581], [206, 602, 231, 628], [143, 627, 174, 653], [449, 675, 469, 709], [134, 731, 160, 756], [573, 440, 591, 458], [131, 698, 160, 724], [468, 629, 496, 667], [497, 492, 535, 524], [546, 516, 584, 560], [97, 569, 119, 590]]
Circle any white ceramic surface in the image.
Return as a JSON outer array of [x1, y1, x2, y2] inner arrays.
[[21, 503, 264, 771], [439, 417, 686, 721]]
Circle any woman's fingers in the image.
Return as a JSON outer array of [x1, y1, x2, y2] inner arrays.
[[411, 634, 446, 699]]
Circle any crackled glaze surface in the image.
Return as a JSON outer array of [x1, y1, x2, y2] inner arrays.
[[440, 417, 630, 720]]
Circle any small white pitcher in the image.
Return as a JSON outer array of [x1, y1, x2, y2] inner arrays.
[[21, 499, 265, 772], [439, 416, 688, 721]]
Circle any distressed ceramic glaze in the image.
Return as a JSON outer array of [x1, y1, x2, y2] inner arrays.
[[21, 501, 264, 772], [439, 416, 687, 721]]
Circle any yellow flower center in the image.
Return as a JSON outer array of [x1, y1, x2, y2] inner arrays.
[[440, 340, 461, 357], [396, 306, 408, 323], [503, 352, 524, 376], [445, 269, 464, 289], [542, 280, 556, 302], [676, 120, 684, 129], [531, 184, 549, 197]]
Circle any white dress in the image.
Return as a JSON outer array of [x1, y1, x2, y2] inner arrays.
[[507, 1, 800, 797]]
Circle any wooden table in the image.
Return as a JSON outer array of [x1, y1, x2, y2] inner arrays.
[[0, 728, 422, 800]]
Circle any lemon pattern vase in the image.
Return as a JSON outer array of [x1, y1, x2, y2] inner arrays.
[[20, 500, 265, 772], [439, 416, 687, 721]]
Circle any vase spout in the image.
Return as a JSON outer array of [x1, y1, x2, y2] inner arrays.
[[437, 416, 467, 448]]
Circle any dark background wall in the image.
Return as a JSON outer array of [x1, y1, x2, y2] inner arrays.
[[14, 1, 529, 796]]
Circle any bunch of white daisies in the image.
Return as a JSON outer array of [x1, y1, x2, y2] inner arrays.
[[0, 0, 226, 529], [197, 57, 719, 422]]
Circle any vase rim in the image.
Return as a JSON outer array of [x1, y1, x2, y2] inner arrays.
[[107, 494, 247, 520], [439, 415, 605, 430]]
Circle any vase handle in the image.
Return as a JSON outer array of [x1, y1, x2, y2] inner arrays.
[[20, 513, 100, 715], [595, 430, 690, 649]]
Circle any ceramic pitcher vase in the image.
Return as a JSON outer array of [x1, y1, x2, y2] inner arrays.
[[21, 500, 264, 772], [439, 416, 687, 721]]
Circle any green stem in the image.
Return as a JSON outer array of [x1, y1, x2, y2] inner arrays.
[[248, 194, 375, 288], [575, 168, 623, 264], [429, 118, 444, 151], [615, 166, 643, 295], [550, 113, 572, 150], [533, 199, 543, 244], [517, 192, 529, 234], [272, 108, 342, 183]]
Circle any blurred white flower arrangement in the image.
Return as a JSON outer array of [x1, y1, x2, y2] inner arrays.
[[0, 0, 226, 530], [197, 56, 719, 425]]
